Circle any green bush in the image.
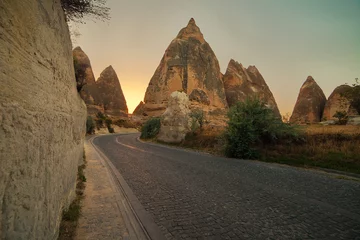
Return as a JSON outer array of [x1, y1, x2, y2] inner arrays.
[[105, 118, 112, 128], [140, 118, 161, 139], [333, 111, 348, 125], [189, 109, 204, 133], [108, 127, 115, 133], [225, 97, 300, 159], [86, 116, 95, 134]]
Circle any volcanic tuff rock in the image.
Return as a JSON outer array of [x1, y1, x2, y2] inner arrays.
[[290, 76, 326, 123], [142, 18, 227, 117], [72, 46, 99, 105], [0, 0, 86, 239], [157, 91, 192, 143], [322, 85, 355, 120], [133, 101, 145, 116], [96, 65, 128, 116], [223, 59, 281, 118]]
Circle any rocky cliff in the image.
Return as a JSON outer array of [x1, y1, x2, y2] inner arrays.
[[72, 46, 99, 104], [322, 85, 355, 120], [96, 66, 128, 116], [223, 59, 281, 118], [72, 47, 104, 115], [0, 0, 87, 239], [133, 101, 145, 116], [290, 76, 326, 123], [142, 18, 227, 116]]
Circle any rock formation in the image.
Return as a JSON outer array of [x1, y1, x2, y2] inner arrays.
[[0, 0, 87, 239], [72, 47, 106, 116], [322, 85, 355, 120], [96, 66, 128, 116], [157, 91, 192, 143], [72, 46, 99, 104], [223, 59, 281, 118], [290, 76, 326, 123], [142, 18, 227, 117], [133, 101, 145, 116]]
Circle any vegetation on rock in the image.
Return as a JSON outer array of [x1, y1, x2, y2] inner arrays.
[[140, 118, 161, 139], [73, 58, 87, 92], [342, 78, 360, 114], [189, 109, 205, 133], [61, 0, 110, 22]]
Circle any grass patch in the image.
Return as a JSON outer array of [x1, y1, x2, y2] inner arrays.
[[58, 150, 87, 240], [169, 125, 360, 175]]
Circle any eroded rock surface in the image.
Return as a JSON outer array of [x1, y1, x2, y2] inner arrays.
[[223, 59, 281, 118], [143, 18, 227, 117], [0, 0, 87, 239], [290, 76, 326, 123], [157, 91, 191, 143], [322, 85, 354, 120], [133, 101, 145, 116], [96, 66, 128, 117], [73, 46, 100, 105]]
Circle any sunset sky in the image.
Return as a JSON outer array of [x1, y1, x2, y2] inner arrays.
[[72, 0, 360, 115]]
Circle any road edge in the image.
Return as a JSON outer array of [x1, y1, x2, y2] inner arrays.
[[137, 137, 360, 180], [89, 134, 166, 240]]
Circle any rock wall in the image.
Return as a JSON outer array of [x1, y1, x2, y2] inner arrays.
[[0, 0, 87, 239]]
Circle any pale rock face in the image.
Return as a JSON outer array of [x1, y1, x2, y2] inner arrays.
[[0, 0, 87, 239], [96, 66, 128, 116], [322, 85, 353, 120], [143, 18, 227, 117], [290, 76, 326, 123], [157, 91, 192, 143], [72, 47, 100, 105], [133, 101, 145, 116], [223, 59, 281, 118]]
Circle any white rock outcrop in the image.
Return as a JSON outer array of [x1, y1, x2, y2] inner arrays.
[[157, 91, 192, 143], [0, 0, 87, 239]]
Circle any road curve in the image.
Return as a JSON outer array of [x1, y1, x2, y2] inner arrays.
[[93, 133, 360, 240]]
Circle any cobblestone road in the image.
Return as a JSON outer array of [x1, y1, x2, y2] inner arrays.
[[93, 134, 360, 240]]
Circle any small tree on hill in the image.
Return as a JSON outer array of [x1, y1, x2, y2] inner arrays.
[[333, 111, 348, 125], [342, 78, 360, 115]]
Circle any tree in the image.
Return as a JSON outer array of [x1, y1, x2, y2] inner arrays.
[[61, 0, 110, 23], [333, 111, 348, 125], [342, 78, 360, 115], [189, 109, 205, 133], [140, 118, 161, 139], [86, 116, 95, 134], [224, 97, 300, 159]]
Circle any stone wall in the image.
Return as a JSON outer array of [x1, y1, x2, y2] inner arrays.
[[0, 0, 87, 239]]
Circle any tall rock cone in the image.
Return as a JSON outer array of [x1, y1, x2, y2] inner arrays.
[[142, 18, 227, 116], [290, 76, 326, 123], [322, 85, 356, 120], [72, 47, 99, 105], [223, 59, 281, 118], [96, 66, 128, 116]]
